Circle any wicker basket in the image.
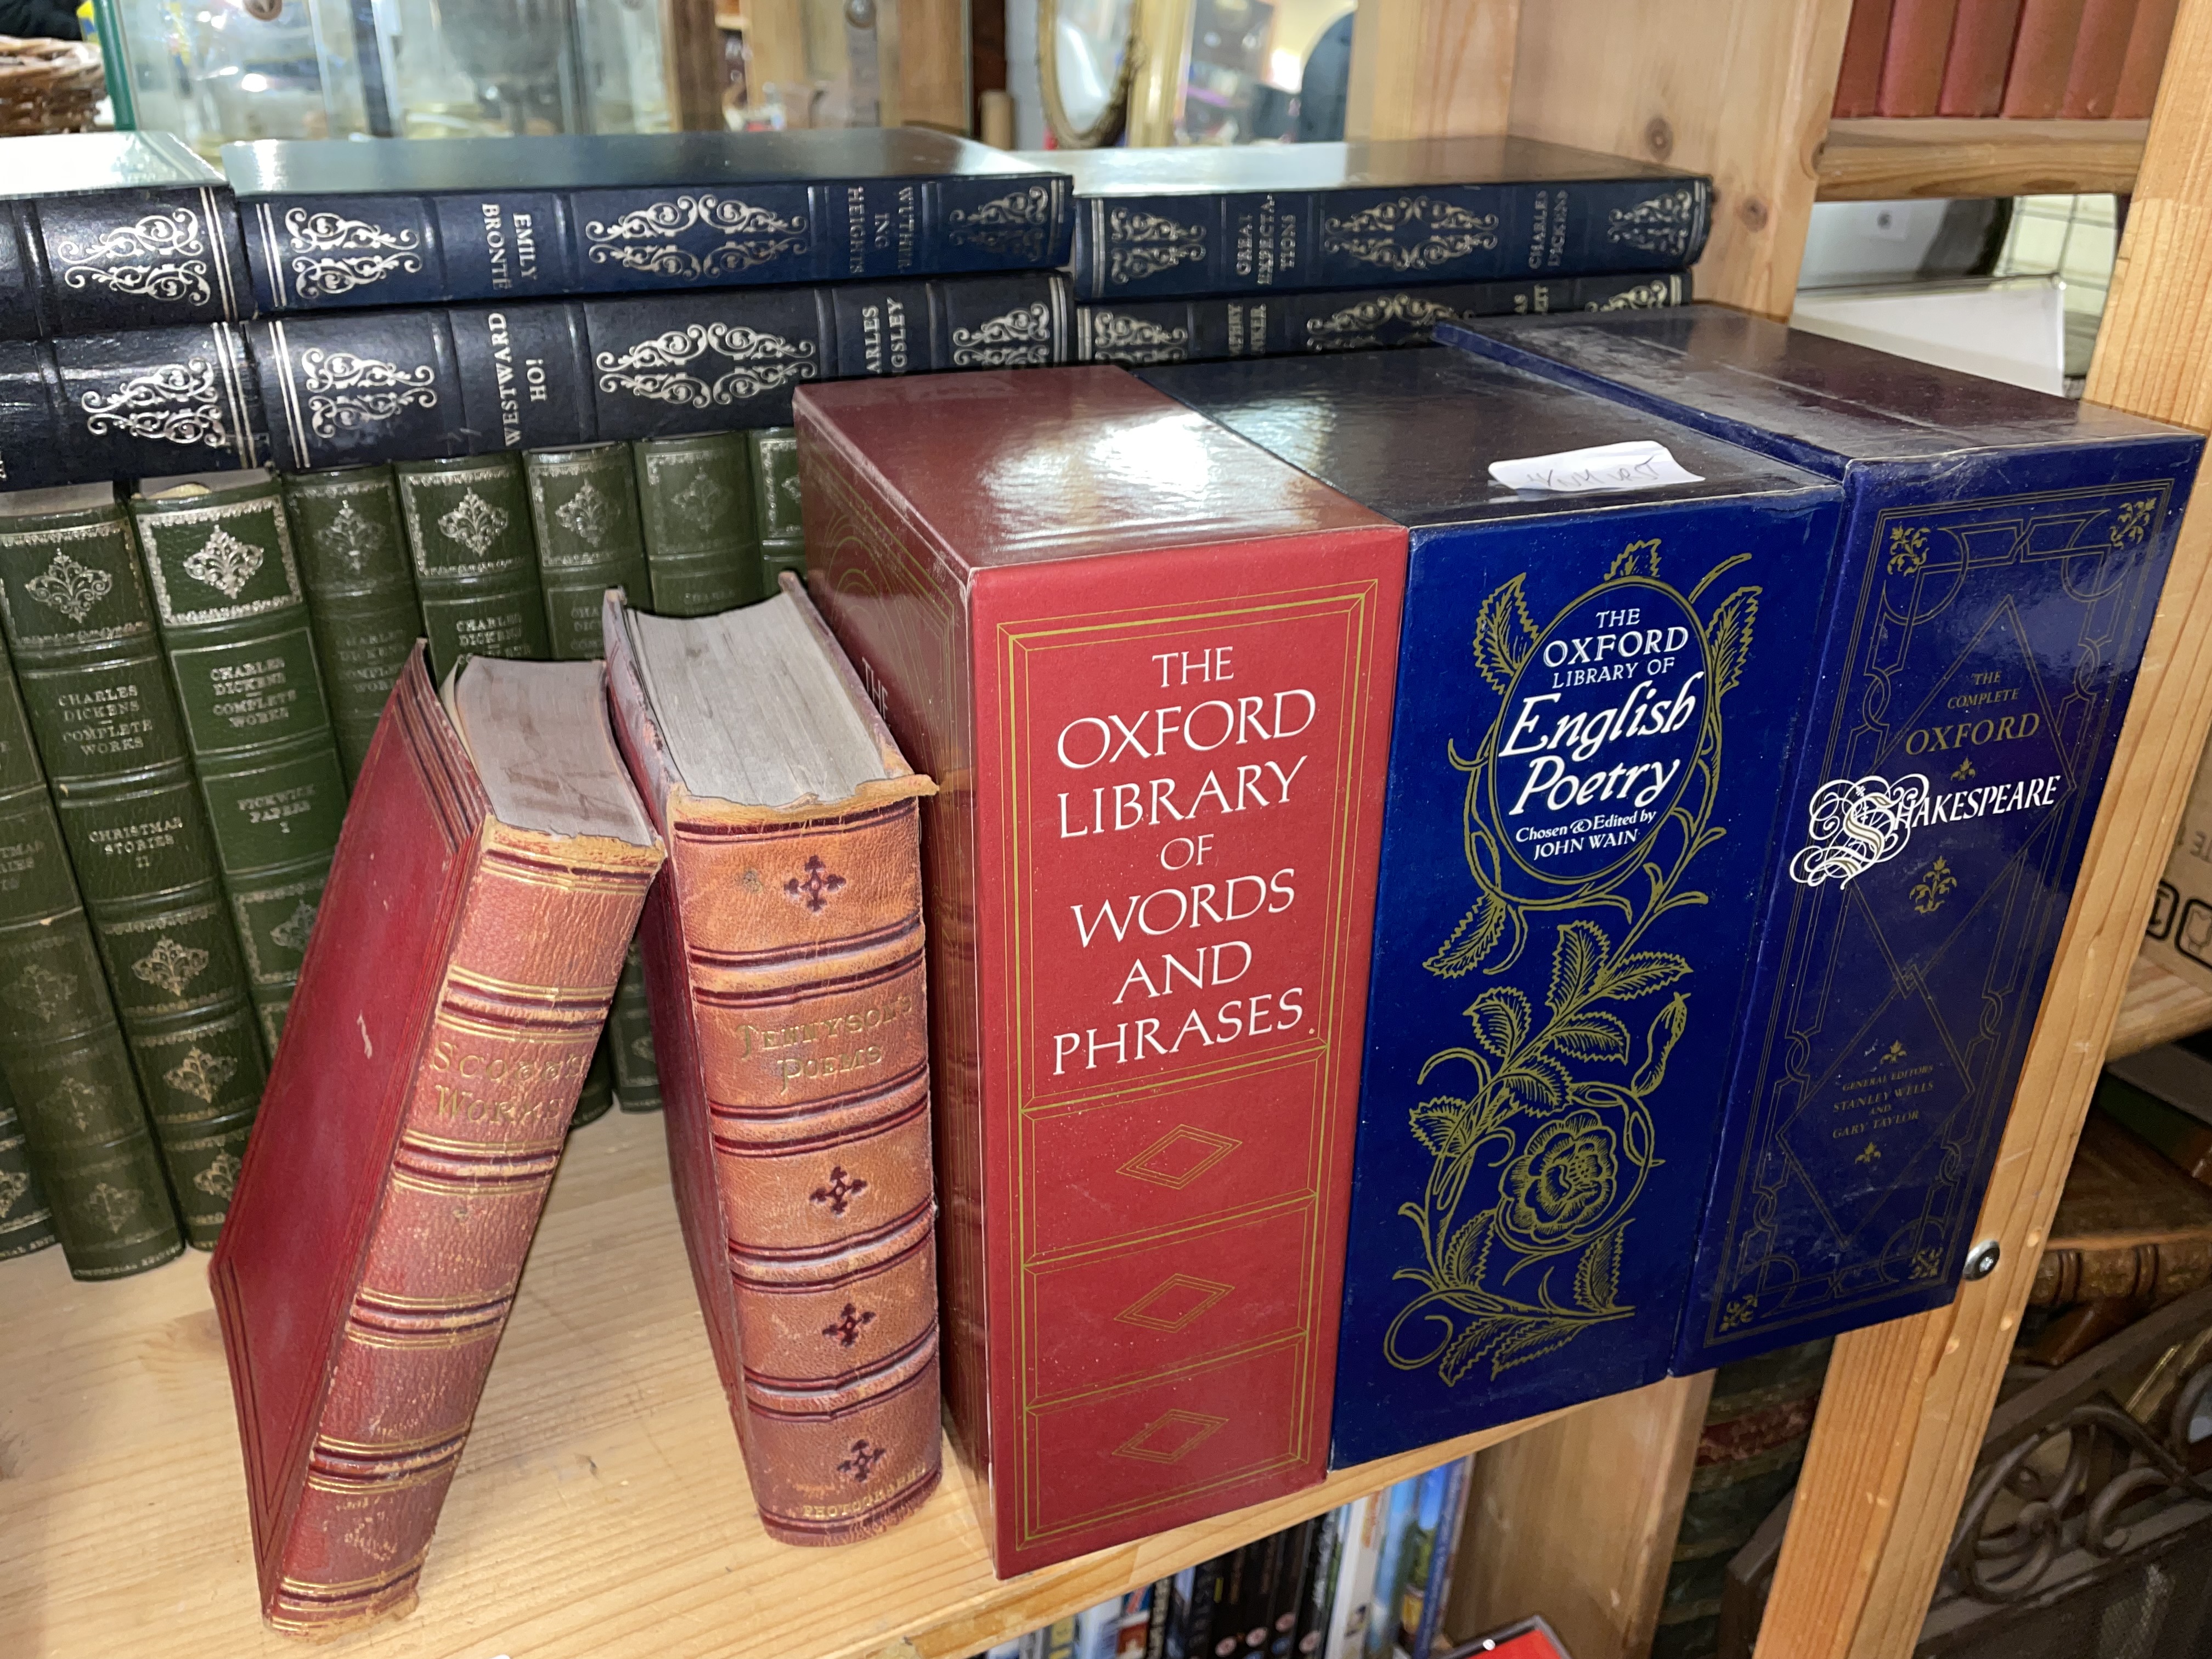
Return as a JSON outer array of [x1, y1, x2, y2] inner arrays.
[[0, 35, 105, 137]]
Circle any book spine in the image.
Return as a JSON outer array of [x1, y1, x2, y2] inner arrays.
[[2030, 1241, 2211, 1304], [394, 452, 551, 681], [0, 637, 180, 1274], [1267, 1522, 1316, 1658], [262, 818, 650, 1634], [1073, 178, 1709, 301], [609, 938, 662, 1111], [129, 473, 349, 1049], [2062, 0, 2142, 115], [1834, 0, 1900, 113], [0, 1072, 57, 1259], [0, 498, 264, 1250], [14, 183, 250, 337], [2115, 0, 2180, 114], [1322, 1495, 1383, 1659], [1411, 1463, 1471, 1659], [2003, 0, 2093, 114], [642, 790, 942, 1542], [254, 310, 466, 474], [523, 442, 650, 660], [635, 432, 761, 616], [828, 273, 1073, 377], [747, 428, 805, 591], [240, 171, 1075, 313], [283, 465, 424, 786], [0, 323, 264, 493], [1076, 273, 1689, 366], [1293, 1509, 1346, 1659], [572, 1034, 616, 1127], [1876, 0, 1963, 115], [1938, 0, 2028, 113]]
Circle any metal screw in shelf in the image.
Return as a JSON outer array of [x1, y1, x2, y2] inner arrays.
[[1963, 1240, 2002, 1281]]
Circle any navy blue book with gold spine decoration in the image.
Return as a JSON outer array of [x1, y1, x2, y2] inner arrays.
[[0, 132, 251, 341], [1028, 137, 1709, 303], [224, 129, 1075, 314], [0, 321, 264, 490], [1448, 308, 2205, 1372], [1141, 348, 1843, 1465]]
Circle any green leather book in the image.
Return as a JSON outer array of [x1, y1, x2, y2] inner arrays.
[[284, 465, 424, 786], [525, 443, 651, 661], [394, 454, 551, 679], [635, 433, 761, 616], [129, 470, 349, 1051], [0, 613, 185, 1272], [0, 1072, 58, 1260], [573, 1035, 615, 1128], [610, 939, 661, 1113], [0, 484, 265, 1252], [749, 426, 806, 592]]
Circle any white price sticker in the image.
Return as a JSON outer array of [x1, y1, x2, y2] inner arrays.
[[1488, 439, 1705, 495]]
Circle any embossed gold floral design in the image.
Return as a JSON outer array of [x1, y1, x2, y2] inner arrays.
[[0, 1169, 26, 1216], [23, 550, 114, 623], [1952, 757, 1976, 781], [84, 1180, 138, 1233], [438, 491, 510, 558], [1887, 524, 1931, 574], [1882, 1040, 1908, 1064], [78, 358, 230, 449], [554, 481, 614, 546], [1911, 1248, 1943, 1279], [1302, 292, 1465, 351], [950, 303, 1054, 369], [1321, 196, 1499, 273], [298, 348, 439, 440], [2112, 496, 2159, 545], [193, 1152, 241, 1201], [1605, 189, 1700, 259], [283, 207, 424, 298], [55, 209, 211, 304], [163, 1045, 237, 1103], [1910, 856, 1956, 915], [1104, 208, 1207, 284], [1718, 1295, 1758, 1332], [670, 469, 733, 522], [5, 962, 73, 1024], [947, 186, 1052, 261], [1084, 311, 1190, 365], [322, 500, 387, 562], [268, 899, 318, 955], [1591, 279, 1682, 311], [582, 194, 809, 279], [182, 524, 263, 599], [1390, 540, 1757, 1385], [595, 323, 817, 409], [132, 935, 208, 997]]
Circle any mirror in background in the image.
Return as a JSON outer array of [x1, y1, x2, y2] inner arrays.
[[1040, 0, 1133, 147]]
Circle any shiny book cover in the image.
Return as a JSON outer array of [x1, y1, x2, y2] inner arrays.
[[1451, 309, 2205, 1369], [1142, 350, 1842, 1464]]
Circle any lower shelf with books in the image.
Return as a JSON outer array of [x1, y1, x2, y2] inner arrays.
[[0, 1109, 1568, 1659]]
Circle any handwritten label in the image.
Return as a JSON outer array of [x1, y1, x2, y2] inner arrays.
[[1489, 440, 1704, 495]]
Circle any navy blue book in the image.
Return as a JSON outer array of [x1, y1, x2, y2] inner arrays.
[[1449, 308, 2205, 1371], [1076, 271, 1688, 366], [1140, 348, 1843, 1465], [0, 321, 265, 490], [1028, 137, 1708, 303], [0, 132, 251, 340], [252, 272, 1066, 471], [224, 129, 1075, 314]]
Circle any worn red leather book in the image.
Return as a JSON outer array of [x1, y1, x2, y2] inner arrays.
[[602, 579, 944, 1546], [1833, 0, 1898, 115], [1878, 0, 1962, 113], [209, 647, 662, 1638], [2002, 0, 2092, 114], [798, 366, 1407, 1576], [2062, 0, 2143, 113], [2115, 0, 2180, 114], [1938, 0, 2027, 114]]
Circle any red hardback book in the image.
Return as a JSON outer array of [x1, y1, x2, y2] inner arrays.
[[1938, 0, 2027, 113], [2114, 0, 2180, 114], [1833, 0, 1898, 115], [2002, 0, 2092, 114], [798, 367, 1407, 1576], [2062, 0, 2143, 114], [210, 648, 663, 1636], [1878, 0, 1963, 113]]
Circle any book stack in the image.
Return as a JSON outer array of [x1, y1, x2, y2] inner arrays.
[[970, 1458, 1475, 1659], [1833, 0, 2180, 118]]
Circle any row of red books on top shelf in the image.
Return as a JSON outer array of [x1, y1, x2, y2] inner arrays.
[[32, 303, 2197, 1638], [1834, 0, 2180, 119]]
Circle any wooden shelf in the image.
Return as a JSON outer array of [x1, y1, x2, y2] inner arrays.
[[0, 1109, 1562, 1659], [1818, 117, 2149, 200], [2108, 951, 2212, 1059]]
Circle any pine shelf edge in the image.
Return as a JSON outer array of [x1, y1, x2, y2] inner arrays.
[[1818, 117, 2149, 201], [0, 1106, 1566, 1659], [2108, 949, 2212, 1059]]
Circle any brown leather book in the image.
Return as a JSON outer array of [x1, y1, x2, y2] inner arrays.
[[2114, 0, 2179, 114], [1938, 0, 2027, 114], [2062, 0, 2143, 115], [602, 578, 943, 1546], [1879, 0, 1964, 115], [209, 648, 663, 1637], [2003, 0, 2092, 115], [2029, 1108, 2212, 1306], [1835, 0, 1899, 115]]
